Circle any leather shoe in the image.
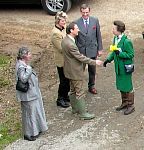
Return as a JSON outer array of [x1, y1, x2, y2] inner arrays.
[[64, 96, 70, 102], [57, 98, 70, 108], [31, 134, 39, 139], [88, 88, 97, 94], [24, 135, 36, 141]]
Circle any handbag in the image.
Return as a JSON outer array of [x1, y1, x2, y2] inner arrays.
[[124, 64, 134, 73], [16, 78, 29, 92], [16, 67, 29, 92]]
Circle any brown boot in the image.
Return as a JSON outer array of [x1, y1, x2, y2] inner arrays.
[[116, 92, 128, 111], [124, 106, 135, 115], [124, 92, 135, 115]]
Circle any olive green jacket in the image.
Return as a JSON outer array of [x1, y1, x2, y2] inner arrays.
[[61, 35, 96, 80], [107, 34, 134, 92], [51, 26, 66, 67]]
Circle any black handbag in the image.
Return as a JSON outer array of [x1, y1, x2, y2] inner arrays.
[[16, 78, 29, 92], [124, 64, 134, 73], [16, 68, 29, 92]]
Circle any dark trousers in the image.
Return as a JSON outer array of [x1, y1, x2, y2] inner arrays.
[[88, 57, 96, 89], [57, 67, 70, 99]]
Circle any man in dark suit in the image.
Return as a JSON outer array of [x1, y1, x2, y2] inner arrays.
[[75, 4, 103, 94], [61, 22, 103, 120]]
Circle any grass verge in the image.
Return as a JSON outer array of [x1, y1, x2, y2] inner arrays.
[[0, 54, 22, 149]]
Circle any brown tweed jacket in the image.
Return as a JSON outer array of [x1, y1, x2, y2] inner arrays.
[[61, 35, 96, 80]]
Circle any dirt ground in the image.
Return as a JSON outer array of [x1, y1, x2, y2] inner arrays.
[[1, 0, 144, 149]]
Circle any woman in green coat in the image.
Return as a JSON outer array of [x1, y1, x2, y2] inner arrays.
[[103, 20, 135, 115]]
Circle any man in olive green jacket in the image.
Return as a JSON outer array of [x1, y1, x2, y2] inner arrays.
[[103, 20, 135, 115], [61, 22, 102, 120]]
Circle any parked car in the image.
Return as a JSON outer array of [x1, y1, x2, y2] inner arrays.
[[41, 0, 72, 15], [0, 0, 72, 15]]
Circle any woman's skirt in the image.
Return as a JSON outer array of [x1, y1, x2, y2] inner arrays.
[[21, 98, 48, 137]]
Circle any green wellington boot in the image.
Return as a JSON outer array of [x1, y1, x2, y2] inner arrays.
[[69, 94, 78, 114], [76, 99, 95, 120]]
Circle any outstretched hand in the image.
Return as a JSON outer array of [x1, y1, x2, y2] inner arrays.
[[96, 60, 103, 66], [103, 60, 110, 67]]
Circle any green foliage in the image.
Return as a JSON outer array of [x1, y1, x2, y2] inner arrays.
[[0, 108, 21, 149], [0, 78, 10, 88], [0, 55, 21, 149], [0, 55, 12, 88], [0, 55, 11, 66], [0, 123, 21, 150]]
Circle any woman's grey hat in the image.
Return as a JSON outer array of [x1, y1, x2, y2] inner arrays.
[[17, 47, 30, 59]]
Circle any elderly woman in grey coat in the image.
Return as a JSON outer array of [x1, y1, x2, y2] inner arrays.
[[15, 47, 48, 141]]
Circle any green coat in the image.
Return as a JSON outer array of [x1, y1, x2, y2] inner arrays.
[[107, 35, 134, 92]]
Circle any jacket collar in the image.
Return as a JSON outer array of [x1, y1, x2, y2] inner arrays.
[[113, 34, 127, 47], [55, 25, 64, 31], [18, 60, 27, 67], [67, 34, 75, 43], [117, 34, 127, 47]]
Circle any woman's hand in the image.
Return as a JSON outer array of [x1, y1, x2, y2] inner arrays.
[[103, 59, 110, 67]]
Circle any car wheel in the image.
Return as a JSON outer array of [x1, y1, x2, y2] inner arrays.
[[41, 0, 72, 15]]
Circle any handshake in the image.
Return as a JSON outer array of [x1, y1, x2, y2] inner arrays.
[[110, 44, 121, 55], [103, 59, 110, 67], [96, 59, 111, 67], [95, 59, 111, 67]]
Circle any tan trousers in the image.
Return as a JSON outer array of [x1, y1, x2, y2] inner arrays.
[[69, 80, 85, 100]]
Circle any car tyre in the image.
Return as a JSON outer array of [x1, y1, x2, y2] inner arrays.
[[41, 0, 72, 15]]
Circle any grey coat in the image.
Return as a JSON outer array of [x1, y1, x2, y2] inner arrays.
[[15, 60, 48, 137], [75, 16, 103, 58], [16, 60, 41, 102]]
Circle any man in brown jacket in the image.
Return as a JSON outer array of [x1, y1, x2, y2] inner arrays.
[[51, 11, 70, 108], [61, 22, 103, 120]]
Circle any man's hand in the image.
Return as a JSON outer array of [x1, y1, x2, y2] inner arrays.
[[97, 50, 104, 57], [96, 59, 103, 66]]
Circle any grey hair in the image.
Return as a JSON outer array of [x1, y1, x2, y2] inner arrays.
[[55, 11, 67, 25], [17, 47, 30, 60]]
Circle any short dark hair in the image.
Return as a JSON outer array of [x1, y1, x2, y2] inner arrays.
[[66, 22, 76, 34], [113, 20, 125, 33], [80, 4, 90, 11]]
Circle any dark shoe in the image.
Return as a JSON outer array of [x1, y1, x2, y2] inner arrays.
[[88, 88, 97, 94], [124, 106, 135, 115], [64, 96, 70, 102], [57, 98, 70, 108], [116, 104, 127, 111], [24, 135, 36, 141], [31, 134, 39, 139]]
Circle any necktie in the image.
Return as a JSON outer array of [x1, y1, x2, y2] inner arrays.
[[85, 20, 88, 28]]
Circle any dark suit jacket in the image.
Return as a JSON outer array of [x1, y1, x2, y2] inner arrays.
[[61, 35, 96, 80], [75, 16, 103, 58]]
